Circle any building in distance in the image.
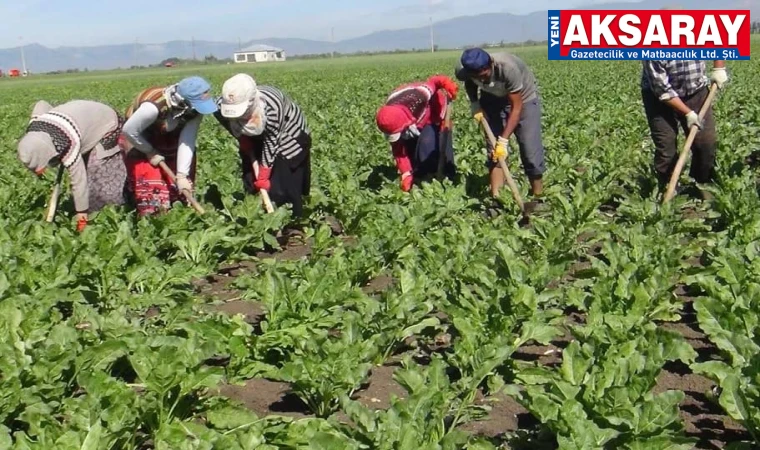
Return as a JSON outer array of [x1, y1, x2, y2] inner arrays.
[[233, 44, 286, 64]]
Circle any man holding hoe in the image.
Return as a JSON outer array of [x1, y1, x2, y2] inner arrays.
[[640, 57, 728, 201], [642, 5, 729, 203], [456, 47, 548, 211]]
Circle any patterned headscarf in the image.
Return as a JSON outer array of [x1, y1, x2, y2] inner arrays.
[[23, 111, 83, 168], [385, 81, 437, 124], [163, 84, 192, 119]]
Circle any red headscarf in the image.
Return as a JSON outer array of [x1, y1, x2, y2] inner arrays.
[[375, 104, 415, 137]]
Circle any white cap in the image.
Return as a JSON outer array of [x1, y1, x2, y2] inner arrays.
[[221, 73, 257, 118]]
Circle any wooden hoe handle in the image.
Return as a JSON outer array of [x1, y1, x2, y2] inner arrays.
[[662, 83, 720, 204], [437, 97, 453, 180], [158, 161, 205, 215], [480, 118, 526, 213], [44, 165, 65, 223]]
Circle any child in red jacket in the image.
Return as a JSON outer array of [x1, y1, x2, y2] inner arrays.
[[375, 75, 458, 191]]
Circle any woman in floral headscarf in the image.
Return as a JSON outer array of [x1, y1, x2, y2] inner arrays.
[[17, 99, 127, 231]]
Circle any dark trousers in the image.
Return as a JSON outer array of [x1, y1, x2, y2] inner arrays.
[[240, 131, 312, 218], [405, 124, 456, 179], [641, 86, 717, 186], [480, 92, 547, 179]]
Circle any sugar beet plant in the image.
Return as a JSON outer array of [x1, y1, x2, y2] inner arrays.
[[1, 41, 759, 448]]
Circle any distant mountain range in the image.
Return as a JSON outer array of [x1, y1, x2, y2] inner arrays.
[[0, 0, 754, 73]]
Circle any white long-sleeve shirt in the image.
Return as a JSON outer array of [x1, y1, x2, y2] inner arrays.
[[121, 102, 202, 177]]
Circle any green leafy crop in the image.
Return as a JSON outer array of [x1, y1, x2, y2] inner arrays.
[[1, 40, 759, 448]]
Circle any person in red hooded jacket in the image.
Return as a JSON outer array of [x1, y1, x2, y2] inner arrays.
[[375, 75, 459, 191]]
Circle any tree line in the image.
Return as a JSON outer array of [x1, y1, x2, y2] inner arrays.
[[753, 21, 760, 34]]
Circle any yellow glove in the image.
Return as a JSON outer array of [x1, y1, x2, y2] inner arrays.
[[492, 137, 508, 162], [470, 102, 484, 123]]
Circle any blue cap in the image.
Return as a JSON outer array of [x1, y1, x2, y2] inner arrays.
[[460, 48, 490, 72], [177, 76, 218, 115]]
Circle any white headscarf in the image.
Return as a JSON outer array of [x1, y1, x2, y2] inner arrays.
[[230, 92, 267, 137]]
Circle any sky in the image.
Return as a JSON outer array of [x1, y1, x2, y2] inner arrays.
[[1, 0, 648, 49]]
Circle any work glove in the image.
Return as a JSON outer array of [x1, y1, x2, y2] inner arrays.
[[75, 213, 88, 232], [685, 111, 703, 130], [400, 172, 413, 192], [254, 165, 272, 191], [402, 124, 421, 140], [492, 137, 509, 162], [471, 102, 484, 123], [395, 155, 413, 178], [710, 67, 728, 89], [146, 152, 165, 167], [176, 173, 193, 193]]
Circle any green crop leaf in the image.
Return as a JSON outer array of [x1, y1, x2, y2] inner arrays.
[[80, 420, 103, 450], [0, 426, 11, 449], [624, 436, 696, 450], [519, 321, 560, 346], [718, 374, 753, 424], [206, 407, 259, 430], [692, 361, 736, 385], [633, 390, 684, 435], [561, 341, 592, 386]]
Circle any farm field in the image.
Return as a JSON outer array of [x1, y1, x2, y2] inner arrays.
[[2, 42, 760, 449]]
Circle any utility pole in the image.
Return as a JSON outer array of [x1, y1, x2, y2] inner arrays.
[[238, 37, 242, 51], [428, 0, 435, 53], [191, 36, 196, 61], [19, 36, 27, 74], [331, 27, 335, 58], [429, 16, 435, 53], [133, 38, 139, 68]]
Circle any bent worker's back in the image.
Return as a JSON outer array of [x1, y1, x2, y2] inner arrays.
[[42, 100, 122, 153]]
